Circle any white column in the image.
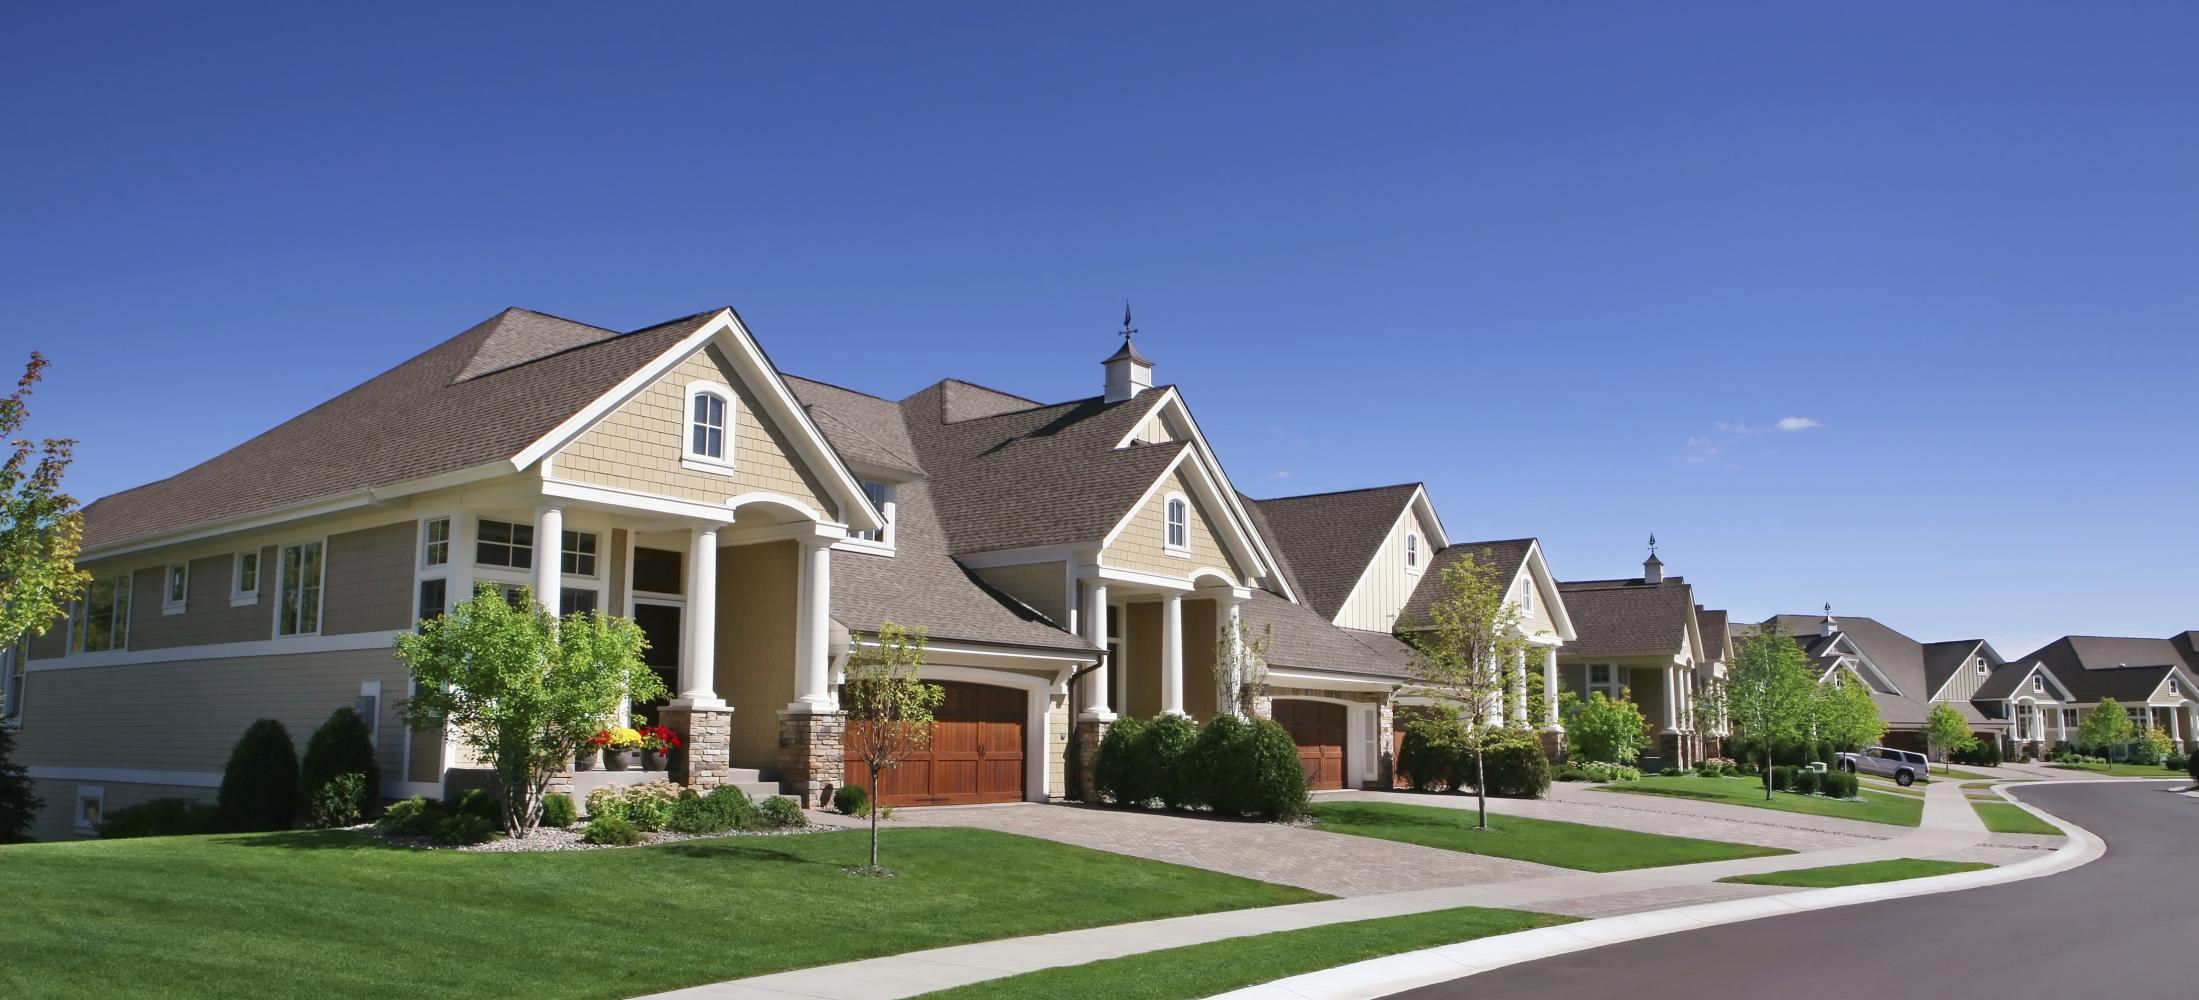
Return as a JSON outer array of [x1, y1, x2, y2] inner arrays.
[[2169, 705, 2183, 745], [2056, 704, 2068, 744], [1542, 646, 1562, 731], [1081, 581, 1113, 720], [532, 504, 563, 615], [789, 537, 834, 713], [1661, 666, 1678, 731], [1509, 647, 1529, 726], [1220, 595, 1245, 718], [1160, 593, 1184, 716], [674, 525, 721, 707]]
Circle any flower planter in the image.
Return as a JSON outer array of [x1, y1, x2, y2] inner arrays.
[[642, 749, 670, 771], [605, 748, 642, 771], [575, 749, 601, 771]]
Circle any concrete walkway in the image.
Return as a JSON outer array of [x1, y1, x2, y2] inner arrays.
[[641, 781, 2002, 1000]]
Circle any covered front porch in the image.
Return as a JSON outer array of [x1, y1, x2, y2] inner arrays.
[[1554, 655, 1698, 770]]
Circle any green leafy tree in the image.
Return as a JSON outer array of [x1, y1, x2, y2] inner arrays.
[[2076, 698, 2133, 771], [1692, 679, 1728, 750], [1727, 624, 1817, 800], [840, 622, 944, 870], [1402, 552, 1532, 830], [1814, 670, 1887, 755], [1564, 691, 1649, 764], [1, 353, 90, 651], [397, 583, 661, 837], [0, 722, 40, 842], [1924, 702, 1977, 775]]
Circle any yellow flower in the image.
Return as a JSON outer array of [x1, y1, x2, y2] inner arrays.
[[606, 726, 644, 749]]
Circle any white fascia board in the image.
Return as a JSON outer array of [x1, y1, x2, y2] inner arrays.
[[1405, 486, 1450, 550], [956, 545, 1085, 570], [1096, 445, 1269, 589], [1921, 640, 1986, 704], [1264, 668, 1401, 693], [1133, 388, 1298, 603], [1522, 541, 1577, 641], [508, 310, 884, 534], [80, 461, 512, 561]]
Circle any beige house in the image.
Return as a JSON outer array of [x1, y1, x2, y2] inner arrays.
[[1984, 634, 2199, 755], [1555, 543, 1709, 769]]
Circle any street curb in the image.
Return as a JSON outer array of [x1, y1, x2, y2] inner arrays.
[[1207, 785, 2109, 1000]]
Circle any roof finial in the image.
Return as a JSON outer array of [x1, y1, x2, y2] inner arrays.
[[1823, 602, 1833, 616], [1648, 533, 1657, 556], [1121, 300, 1137, 342]]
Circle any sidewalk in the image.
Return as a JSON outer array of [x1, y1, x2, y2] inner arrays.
[[643, 781, 2000, 1000]]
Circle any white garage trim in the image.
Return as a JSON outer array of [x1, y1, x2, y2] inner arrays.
[[911, 664, 1053, 803]]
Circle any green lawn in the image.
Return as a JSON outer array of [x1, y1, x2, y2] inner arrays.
[[917, 906, 1574, 1000], [2047, 760, 2187, 778], [1305, 801, 1789, 872], [1718, 858, 1992, 888], [1858, 778, 1925, 798], [1599, 775, 1925, 827], [0, 827, 1322, 1000], [1972, 801, 2062, 835], [1925, 767, 1996, 781]]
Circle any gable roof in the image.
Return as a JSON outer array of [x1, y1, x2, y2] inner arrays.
[[2005, 635, 2199, 703], [1697, 608, 1730, 662], [780, 375, 923, 477], [1921, 639, 1988, 697], [1399, 538, 1535, 626], [80, 307, 720, 552], [1558, 577, 1697, 657], [1249, 484, 1424, 619]]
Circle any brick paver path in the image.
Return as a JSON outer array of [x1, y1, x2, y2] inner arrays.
[[1325, 784, 1891, 851], [886, 802, 1569, 897]]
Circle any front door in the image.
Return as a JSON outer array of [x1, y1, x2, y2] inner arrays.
[[1275, 699, 1347, 790], [630, 603, 681, 727]]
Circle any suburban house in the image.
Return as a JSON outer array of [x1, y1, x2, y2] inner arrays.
[[1750, 610, 2009, 754], [1693, 606, 1732, 760], [1554, 543, 1709, 770], [1985, 634, 2199, 755], [2, 306, 1518, 839]]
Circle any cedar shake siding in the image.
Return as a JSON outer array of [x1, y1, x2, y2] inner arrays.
[[554, 344, 837, 519], [323, 521, 418, 635], [719, 540, 799, 771], [1104, 469, 1245, 582]]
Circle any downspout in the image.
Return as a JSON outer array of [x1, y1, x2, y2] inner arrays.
[[1064, 648, 1111, 803]]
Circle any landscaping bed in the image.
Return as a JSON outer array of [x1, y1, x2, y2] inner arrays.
[[0, 826, 1322, 1000], [1306, 801, 1789, 872], [1599, 775, 1924, 827], [1718, 858, 1992, 888]]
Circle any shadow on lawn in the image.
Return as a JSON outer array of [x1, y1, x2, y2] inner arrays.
[[217, 829, 416, 852], [652, 842, 826, 866], [1312, 804, 1505, 832]]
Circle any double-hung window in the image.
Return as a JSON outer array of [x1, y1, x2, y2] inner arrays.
[[163, 565, 189, 614], [1163, 494, 1190, 554], [476, 519, 533, 569], [852, 481, 895, 544], [2032, 675, 2043, 694], [1405, 533, 1419, 572], [1587, 664, 1621, 700], [278, 541, 324, 636], [232, 551, 260, 605], [423, 517, 450, 567], [1519, 580, 1533, 614], [561, 530, 598, 576], [73, 573, 131, 653]]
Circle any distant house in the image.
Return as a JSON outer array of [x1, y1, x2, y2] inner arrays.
[[1554, 543, 1711, 770], [1986, 634, 2199, 754], [1748, 611, 2008, 755]]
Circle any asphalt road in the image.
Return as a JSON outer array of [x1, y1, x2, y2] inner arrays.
[[1394, 781, 2198, 1000]]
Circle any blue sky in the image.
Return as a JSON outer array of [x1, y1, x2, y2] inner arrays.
[[4, 4, 2193, 657]]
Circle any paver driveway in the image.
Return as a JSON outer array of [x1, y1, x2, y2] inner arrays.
[[882, 802, 1569, 897]]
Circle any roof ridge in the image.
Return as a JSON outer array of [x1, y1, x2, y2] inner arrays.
[[1253, 482, 1422, 504], [782, 371, 897, 404]]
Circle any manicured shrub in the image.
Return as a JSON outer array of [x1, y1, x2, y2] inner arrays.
[[306, 772, 367, 828], [2135, 728, 2175, 766], [1398, 716, 1469, 792], [298, 707, 380, 816], [98, 797, 224, 838], [433, 812, 498, 845], [833, 783, 870, 817], [218, 719, 299, 832], [624, 785, 678, 832], [1093, 716, 1150, 806], [1243, 719, 1309, 821], [375, 795, 443, 837], [540, 792, 578, 829], [756, 795, 807, 828], [1472, 728, 1551, 799], [1819, 770, 1858, 799], [705, 785, 756, 828], [1792, 768, 1821, 796], [1190, 714, 1254, 814], [1658, 767, 1681, 778], [583, 814, 642, 846], [1563, 692, 1650, 764], [1138, 713, 1201, 810], [667, 791, 724, 834], [1770, 765, 1797, 792], [447, 787, 499, 825], [0, 723, 41, 843]]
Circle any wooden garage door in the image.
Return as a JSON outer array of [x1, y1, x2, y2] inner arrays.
[[1275, 699, 1347, 790], [843, 682, 1025, 807]]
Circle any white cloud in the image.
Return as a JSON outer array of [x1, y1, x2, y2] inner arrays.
[[1267, 469, 1293, 480], [1775, 416, 1822, 432]]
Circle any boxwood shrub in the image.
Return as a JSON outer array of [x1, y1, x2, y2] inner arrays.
[[833, 783, 870, 817], [1139, 714, 1201, 810], [1792, 768, 1822, 796], [1093, 716, 1150, 807], [218, 719, 299, 832], [1819, 769, 1858, 799], [1189, 714, 1253, 814], [583, 814, 642, 846], [1769, 765, 1797, 792], [1472, 728, 1552, 799], [299, 707, 380, 817], [1242, 719, 1309, 821], [540, 792, 578, 829]]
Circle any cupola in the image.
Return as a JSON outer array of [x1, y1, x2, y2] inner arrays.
[[1103, 302, 1153, 404], [1642, 534, 1663, 585]]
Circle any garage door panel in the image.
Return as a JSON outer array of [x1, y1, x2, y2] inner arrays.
[[1276, 699, 1347, 791], [844, 681, 1026, 808]]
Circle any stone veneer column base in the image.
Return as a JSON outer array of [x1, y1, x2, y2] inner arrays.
[[661, 706, 735, 790], [1373, 696, 1396, 789], [1656, 732, 1683, 770], [778, 710, 844, 808], [1075, 718, 1111, 803], [1539, 729, 1567, 765]]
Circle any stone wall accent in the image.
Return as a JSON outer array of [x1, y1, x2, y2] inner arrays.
[[662, 705, 735, 789], [1539, 728, 1567, 764], [777, 709, 843, 807], [1075, 718, 1111, 802]]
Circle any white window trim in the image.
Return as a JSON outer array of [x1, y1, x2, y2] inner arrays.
[[681, 379, 738, 476], [230, 550, 261, 607], [842, 481, 897, 554], [472, 517, 537, 572], [1, 642, 24, 726], [273, 538, 329, 639], [1519, 578, 1533, 614], [2032, 675, 2043, 693], [73, 571, 132, 654], [421, 516, 452, 570], [1976, 659, 1988, 676], [1162, 491, 1192, 557], [560, 528, 602, 580], [74, 785, 104, 834], [162, 564, 189, 615], [1404, 532, 1421, 575]]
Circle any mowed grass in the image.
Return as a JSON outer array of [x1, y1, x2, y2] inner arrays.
[[917, 905, 1574, 1000], [0, 827, 1322, 1000], [1718, 858, 1992, 888], [1972, 801, 2062, 835], [1305, 801, 1789, 872], [1599, 775, 1925, 827], [2047, 760, 2187, 778]]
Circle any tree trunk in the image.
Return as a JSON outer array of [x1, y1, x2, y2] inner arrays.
[[869, 762, 881, 868], [1474, 746, 1488, 831]]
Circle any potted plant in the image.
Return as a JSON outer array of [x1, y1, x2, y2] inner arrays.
[[599, 726, 644, 770], [576, 733, 602, 771], [640, 725, 683, 771]]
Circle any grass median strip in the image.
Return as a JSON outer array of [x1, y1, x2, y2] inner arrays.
[[1306, 801, 1789, 871], [0, 827, 1322, 1000], [1972, 800, 2062, 835], [1599, 775, 1924, 827], [1718, 858, 1992, 888], [914, 905, 1576, 1000]]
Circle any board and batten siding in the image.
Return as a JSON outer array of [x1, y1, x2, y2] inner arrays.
[[1333, 503, 1438, 632], [1936, 651, 1993, 703], [323, 521, 418, 635], [1103, 469, 1245, 583], [718, 540, 798, 771], [553, 344, 837, 519], [973, 561, 1068, 625]]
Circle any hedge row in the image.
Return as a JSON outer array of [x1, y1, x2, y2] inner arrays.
[[1092, 714, 1308, 820], [1395, 718, 1549, 798]]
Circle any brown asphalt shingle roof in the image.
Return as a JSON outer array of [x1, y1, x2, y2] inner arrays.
[[780, 375, 923, 477], [1696, 608, 1730, 662], [1921, 640, 1987, 698], [1996, 635, 2197, 703], [1399, 538, 1535, 627], [1240, 590, 1410, 678], [81, 307, 721, 550], [1557, 578, 1696, 657], [1249, 484, 1421, 620]]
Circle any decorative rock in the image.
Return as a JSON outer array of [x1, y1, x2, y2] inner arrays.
[[778, 710, 844, 808]]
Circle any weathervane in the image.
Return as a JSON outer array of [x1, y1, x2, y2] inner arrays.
[[1647, 533, 1657, 557], [1120, 300, 1137, 342]]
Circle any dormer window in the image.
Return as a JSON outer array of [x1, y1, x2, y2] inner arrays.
[[1405, 533, 1420, 572], [851, 481, 897, 547], [683, 381, 735, 472], [2032, 674, 2043, 694], [1976, 658, 1988, 676], [1163, 493, 1190, 555], [2172, 678, 2182, 696]]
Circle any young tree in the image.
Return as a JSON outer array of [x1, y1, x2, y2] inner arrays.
[[1564, 691, 1649, 764], [1693, 679, 1729, 753], [1726, 624, 1817, 800], [1924, 702, 1977, 775], [2076, 698, 2133, 772], [1, 353, 90, 651], [0, 722, 40, 843], [841, 622, 945, 871], [1815, 671, 1887, 755], [1402, 553, 1531, 831], [397, 583, 660, 837], [1212, 615, 1272, 720]]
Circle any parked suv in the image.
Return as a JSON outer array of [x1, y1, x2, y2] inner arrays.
[[1835, 746, 1928, 786]]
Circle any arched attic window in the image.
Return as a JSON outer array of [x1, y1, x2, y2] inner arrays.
[[1163, 492, 1190, 555], [1404, 532, 1420, 572], [684, 381, 734, 471]]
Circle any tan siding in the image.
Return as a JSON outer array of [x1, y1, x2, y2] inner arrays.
[[323, 521, 417, 635], [407, 717, 444, 784], [129, 551, 279, 650], [1104, 469, 1246, 583], [1334, 504, 1436, 632], [1046, 692, 1068, 798], [718, 540, 798, 770], [1184, 598, 1219, 720], [25, 779, 216, 842], [1124, 602, 1162, 718], [554, 345, 837, 519], [1133, 414, 1174, 444], [14, 646, 413, 784], [1513, 567, 1559, 640], [972, 562, 1068, 625]]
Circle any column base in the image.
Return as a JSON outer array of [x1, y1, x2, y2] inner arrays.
[[666, 696, 727, 711], [1655, 731, 1684, 771], [1077, 708, 1119, 723], [777, 709, 844, 808], [660, 705, 734, 789], [1075, 717, 1112, 803], [1539, 729, 1567, 765]]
